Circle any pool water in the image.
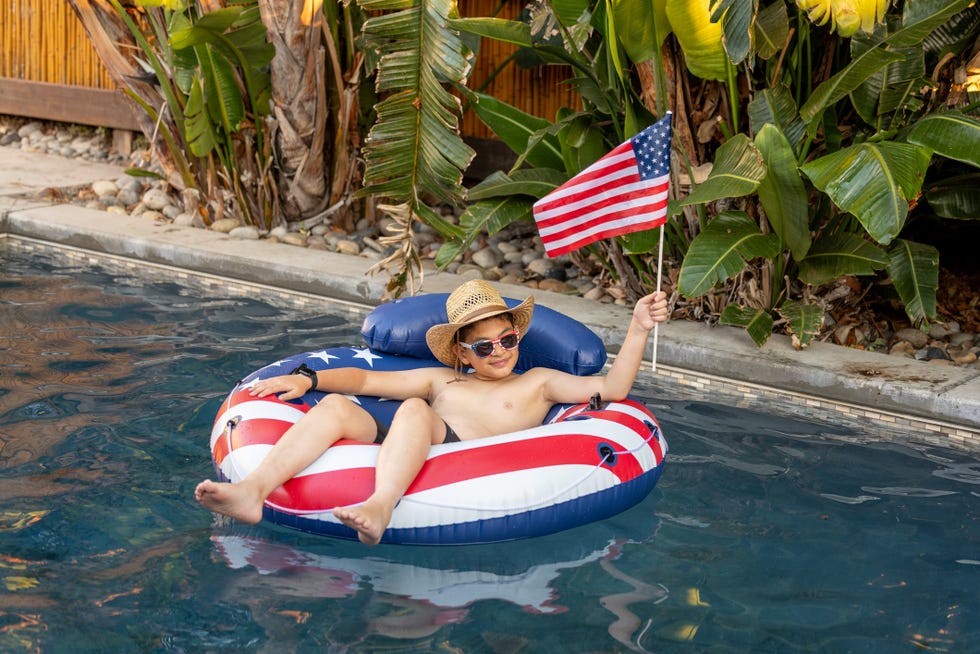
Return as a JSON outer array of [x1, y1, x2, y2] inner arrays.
[[2, 243, 979, 652]]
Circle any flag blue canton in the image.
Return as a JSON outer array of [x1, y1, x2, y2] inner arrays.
[[630, 114, 672, 181]]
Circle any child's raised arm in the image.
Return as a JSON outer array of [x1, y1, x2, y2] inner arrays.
[[539, 291, 669, 405]]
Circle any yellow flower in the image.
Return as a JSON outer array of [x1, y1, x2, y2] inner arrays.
[[796, 0, 888, 36]]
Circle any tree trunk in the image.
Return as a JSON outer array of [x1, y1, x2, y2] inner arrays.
[[258, 0, 330, 222], [66, 0, 180, 184]]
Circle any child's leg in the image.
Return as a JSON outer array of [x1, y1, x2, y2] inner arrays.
[[333, 397, 446, 545], [196, 394, 377, 523]]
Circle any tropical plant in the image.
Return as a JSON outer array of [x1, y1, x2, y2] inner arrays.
[[433, 1, 668, 298], [353, 0, 476, 296], [70, 0, 367, 232], [103, 0, 277, 227], [670, 0, 980, 345], [433, 0, 979, 348]]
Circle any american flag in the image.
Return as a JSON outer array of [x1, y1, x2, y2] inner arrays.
[[532, 113, 672, 258]]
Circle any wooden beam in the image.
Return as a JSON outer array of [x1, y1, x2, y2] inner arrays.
[[0, 78, 141, 131]]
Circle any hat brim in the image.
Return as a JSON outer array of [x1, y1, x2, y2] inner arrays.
[[425, 296, 534, 367]]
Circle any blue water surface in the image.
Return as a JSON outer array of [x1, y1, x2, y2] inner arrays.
[[2, 242, 979, 653]]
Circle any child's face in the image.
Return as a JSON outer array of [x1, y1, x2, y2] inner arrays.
[[455, 316, 519, 380]]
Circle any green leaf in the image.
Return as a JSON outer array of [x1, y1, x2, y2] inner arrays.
[[907, 111, 980, 168], [720, 304, 774, 346], [620, 226, 663, 255], [754, 124, 811, 260], [611, 0, 671, 59], [797, 233, 887, 285], [753, 1, 788, 60], [887, 239, 938, 325], [359, 0, 476, 207], [711, 0, 756, 65], [777, 300, 824, 348], [184, 78, 220, 157], [466, 169, 567, 201], [446, 17, 532, 46], [800, 142, 932, 245], [677, 134, 766, 206], [923, 173, 980, 220], [747, 85, 806, 153], [468, 92, 565, 171], [800, 47, 905, 124], [678, 211, 781, 297]]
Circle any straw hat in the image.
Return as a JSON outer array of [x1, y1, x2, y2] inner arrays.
[[425, 280, 534, 367]]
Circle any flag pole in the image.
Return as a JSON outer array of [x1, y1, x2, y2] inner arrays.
[[651, 222, 665, 372]]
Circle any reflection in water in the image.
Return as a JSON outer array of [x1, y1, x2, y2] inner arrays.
[[2, 244, 979, 652]]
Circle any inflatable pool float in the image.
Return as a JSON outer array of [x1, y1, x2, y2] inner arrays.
[[208, 293, 668, 545]]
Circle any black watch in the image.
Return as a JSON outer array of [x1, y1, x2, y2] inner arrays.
[[290, 363, 318, 391]]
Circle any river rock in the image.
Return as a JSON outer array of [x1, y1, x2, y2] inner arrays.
[[229, 226, 260, 240], [210, 218, 241, 233], [142, 187, 172, 211]]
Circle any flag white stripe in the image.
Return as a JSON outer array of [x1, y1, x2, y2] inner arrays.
[[538, 188, 669, 238], [543, 213, 668, 252]]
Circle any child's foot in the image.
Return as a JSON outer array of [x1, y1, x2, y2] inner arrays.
[[195, 479, 264, 524], [333, 500, 391, 546]]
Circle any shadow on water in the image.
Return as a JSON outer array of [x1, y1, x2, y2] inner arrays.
[[1, 243, 979, 652]]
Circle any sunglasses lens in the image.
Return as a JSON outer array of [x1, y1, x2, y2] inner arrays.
[[500, 333, 519, 349], [473, 341, 495, 357]]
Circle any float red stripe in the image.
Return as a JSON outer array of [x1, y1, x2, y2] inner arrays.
[[268, 468, 377, 512], [265, 432, 650, 514], [406, 433, 644, 494]]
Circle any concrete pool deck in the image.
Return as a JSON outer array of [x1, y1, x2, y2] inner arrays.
[[2, 146, 979, 446]]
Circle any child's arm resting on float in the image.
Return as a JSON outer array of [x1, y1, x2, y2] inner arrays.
[[250, 366, 445, 402], [539, 291, 668, 405]]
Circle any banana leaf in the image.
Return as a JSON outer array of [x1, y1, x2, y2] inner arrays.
[[922, 173, 980, 220], [800, 141, 932, 245], [796, 233, 887, 286], [747, 85, 807, 154], [358, 0, 475, 208], [678, 211, 781, 297], [710, 0, 756, 65], [907, 111, 980, 168], [777, 300, 824, 349], [676, 133, 766, 207], [434, 196, 533, 269], [466, 169, 568, 202], [467, 92, 565, 171], [754, 124, 810, 260], [665, 0, 729, 81], [753, 1, 789, 60], [720, 304, 774, 346], [887, 239, 938, 324]]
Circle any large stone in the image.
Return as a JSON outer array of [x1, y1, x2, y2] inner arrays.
[[229, 226, 260, 240], [893, 327, 928, 349], [142, 187, 172, 211], [471, 246, 502, 269], [91, 180, 119, 197], [210, 218, 242, 233]]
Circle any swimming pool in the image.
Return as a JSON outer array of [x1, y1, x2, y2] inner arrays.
[[3, 239, 979, 652]]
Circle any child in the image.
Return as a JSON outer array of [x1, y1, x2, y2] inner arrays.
[[195, 279, 669, 545]]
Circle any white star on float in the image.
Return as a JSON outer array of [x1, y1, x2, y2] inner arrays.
[[307, 350, 340, 366], [349, 347, 383, 367]]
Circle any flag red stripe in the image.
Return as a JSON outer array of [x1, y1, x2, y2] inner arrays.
[[540, 195, 668, 245]]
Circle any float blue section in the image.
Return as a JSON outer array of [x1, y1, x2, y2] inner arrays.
[[361, 292, 607, 375]]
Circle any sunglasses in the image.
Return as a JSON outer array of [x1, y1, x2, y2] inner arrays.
[[458, 329, 520, 358]]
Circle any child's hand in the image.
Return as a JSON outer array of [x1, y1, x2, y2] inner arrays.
[[249, 374, 312, 401], [633, 291, 669, 331]]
